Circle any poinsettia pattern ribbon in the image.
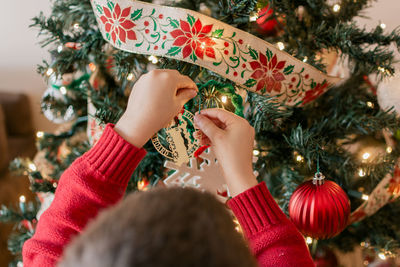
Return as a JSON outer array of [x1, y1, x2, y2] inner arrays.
[[90, 0, 340, 106]]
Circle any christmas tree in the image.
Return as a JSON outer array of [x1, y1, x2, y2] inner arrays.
[[1, 0, 400, 265]]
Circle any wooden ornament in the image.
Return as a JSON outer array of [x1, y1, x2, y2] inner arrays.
[[164, 148, 229, 202]]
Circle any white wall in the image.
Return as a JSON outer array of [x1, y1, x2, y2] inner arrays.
[[0, 0, 399, 132], [355, 0, 400, 65], [0, 0, 54, 131]]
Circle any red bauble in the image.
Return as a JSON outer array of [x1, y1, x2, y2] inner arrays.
[[256, 5, 282, 35], [289, 173, 350, 239]]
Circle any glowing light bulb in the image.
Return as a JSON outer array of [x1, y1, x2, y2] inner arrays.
[[378, 66, 386, 73], [277, 42, 285, 50], [60, 86, 67, 95], [233, 218, 242, 233], [249, 13, 258, 22], [358, 169, 366, 177], [19, 195, 26, 203], [362, 152, 370, 160], [366, 101, 374, 108], [46, 68, 54, 76], [253, 150, 260, 156], [361, 194, 369, 201], [89, 62, 96, 72], [73, 23, 80, 30], [306, 237, 313, 244], [380, 23, 386, 29], [303, 56, 308, 62], [333, 4, 341, 12], [296, 155, 304, 162], [19, 195, 26, 213], [386, 146, 393, 153], [36, 131, 44, 138], [57, 45, 63, 53], [148, 55, 158, 64], [127, 73, 134, 81], [28, 163, 37, 171], [221, 95, 228, 103], [53, 182, 58, 188], [378, 252, 386, 260], [137, 180, 149, 191]]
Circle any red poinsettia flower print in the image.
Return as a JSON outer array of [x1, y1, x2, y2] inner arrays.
[[301, 81, 329, 105], [249, 52, 286, 92], [170, 18, 216, 60], [100, 4, 137, 44]]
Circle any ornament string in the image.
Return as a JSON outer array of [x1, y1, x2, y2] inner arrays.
[[316, 147, 320, 174], [198, 90, 202, 114], [314, 146, 325, 185]]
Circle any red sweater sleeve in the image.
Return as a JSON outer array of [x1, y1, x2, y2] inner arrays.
[[228, 182, 315, 267], [22, 124, 147, 267]]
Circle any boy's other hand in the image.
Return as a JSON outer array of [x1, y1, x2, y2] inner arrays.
[[194, 109, 258, 196], [115, 69, 198, 148]]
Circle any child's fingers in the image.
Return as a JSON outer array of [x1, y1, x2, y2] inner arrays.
[[193, 114, 223, 142], [208, 116, 226, 130], [175, 74, 198, 103], [176, 88, 198, 103], [196, 108, 237, 126], [199, 136, 211, 146], [194, 130, 212, 146], [194, 113, 226, 131], [175, 74, 198, 93]]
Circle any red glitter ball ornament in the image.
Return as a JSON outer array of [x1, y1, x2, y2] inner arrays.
[[288, 172, 350, 239]]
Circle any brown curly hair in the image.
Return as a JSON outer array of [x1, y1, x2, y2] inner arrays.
[[60, 187, 257, 267]]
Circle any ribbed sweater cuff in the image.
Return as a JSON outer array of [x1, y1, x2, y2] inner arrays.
[[228, 182, 287, 237], [84, 124, 147, 186]]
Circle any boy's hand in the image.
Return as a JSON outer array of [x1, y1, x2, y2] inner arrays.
[[194, 109, 258, 197], [115, 69, 198, 148]]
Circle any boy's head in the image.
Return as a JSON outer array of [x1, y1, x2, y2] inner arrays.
[[60, 187, 257, 267]]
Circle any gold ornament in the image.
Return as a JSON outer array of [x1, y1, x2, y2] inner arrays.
[[152, 110, 199, 166]]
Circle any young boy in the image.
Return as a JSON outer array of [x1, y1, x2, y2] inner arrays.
[[22, 70, 314, 266]]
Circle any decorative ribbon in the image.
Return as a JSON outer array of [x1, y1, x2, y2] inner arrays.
[[90, 0, 341, 106], [349, 161, 400, 224]]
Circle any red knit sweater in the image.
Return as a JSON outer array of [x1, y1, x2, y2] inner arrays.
[[22, 124, 314, 267]]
